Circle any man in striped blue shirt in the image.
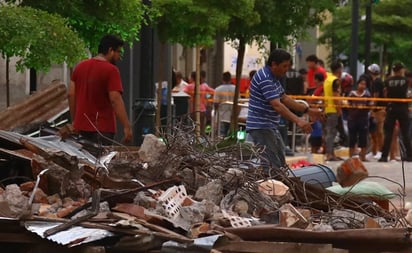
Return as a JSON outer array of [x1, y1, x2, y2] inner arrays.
[[246, 49, 324, 175]]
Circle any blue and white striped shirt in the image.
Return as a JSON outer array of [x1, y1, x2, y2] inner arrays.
[[246, 66, 285, 130]]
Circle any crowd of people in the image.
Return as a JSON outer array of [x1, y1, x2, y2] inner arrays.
[[285, 55, 412, 163], [68, 35, 412, 171], [172, 51, 412, 171]]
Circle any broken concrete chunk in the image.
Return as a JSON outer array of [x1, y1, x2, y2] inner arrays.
[[258, 179, 289, 196], [194, 180, 224, 205], [134, 191, 157, 210], [47, 193, 62, 206], [138, 134, 166, 163], [4, 184, 29, 217], [330, 209, 369, 230], [312, 222, 334, 232], [233, 200, 249, 216], [32, 188, 48, 204], [179, 205, 205, 225], [257, 179, 293, 206], [279, 203, 309, 229]]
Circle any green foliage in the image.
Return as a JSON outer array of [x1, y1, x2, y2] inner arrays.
[[319, 0, 412, 68], [152, 0, 232, 47], [224, 0, 335, 47], [0, 5, 86, 71], [7, 0, 145, 53]]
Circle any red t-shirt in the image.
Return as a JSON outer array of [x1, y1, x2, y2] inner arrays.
[[71, 58, 123, 133], [307, 66, 327, 89]]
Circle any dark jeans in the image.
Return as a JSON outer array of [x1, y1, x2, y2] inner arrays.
[[348, 119, 368, 148], [248, 128, 286, 171], [325, 113, 339, 155], [381, 106, 412, 159]]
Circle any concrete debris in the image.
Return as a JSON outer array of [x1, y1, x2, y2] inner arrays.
[[3, 184, 29, 217], [194, 180, 224, 205], [137, 134, 166, 164], [312, 222, 334, 232], [279, 203, 309, 229], [0, 128, 409, 252]]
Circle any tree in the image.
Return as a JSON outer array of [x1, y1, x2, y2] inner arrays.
[[224, 0, 336, 138], [152, 0, 237, 136], [6, 0, 146, 51], [0, 5, 86, 106], [319, 0, 412, 71]]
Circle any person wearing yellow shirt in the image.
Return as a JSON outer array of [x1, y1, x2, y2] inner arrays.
[[324, 61, 343, 161]]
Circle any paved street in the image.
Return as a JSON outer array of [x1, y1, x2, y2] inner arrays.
[[288, 151, 412, 210]]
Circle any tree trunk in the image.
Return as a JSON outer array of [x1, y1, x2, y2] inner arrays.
[[195, 46, 201, 138], [156, 43, 165, 135], [6, 56, 10, 107], [230, 38, 246, 139]]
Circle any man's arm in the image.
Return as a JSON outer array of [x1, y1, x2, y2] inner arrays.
[[333, 90, 342, 115], [270, 97, 312, 134], [280, 93, 326, 122], [109, 91, 132, 143], [281, 94, 307, 112], [68, 81, 76, 123]]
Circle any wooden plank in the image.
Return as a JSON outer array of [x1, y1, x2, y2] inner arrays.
[[215, 241, 348, 253]]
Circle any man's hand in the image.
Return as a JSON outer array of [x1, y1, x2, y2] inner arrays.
[[123, 126, 133, 143], [296, 118, 312, 134], [307, 108, 326, 122]]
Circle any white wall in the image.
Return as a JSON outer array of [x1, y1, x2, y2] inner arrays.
[[223, 40, 269, 78], [0, 56, 69, 109]]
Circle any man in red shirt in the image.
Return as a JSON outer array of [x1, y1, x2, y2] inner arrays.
[[68, 35, 132, 145], [305, 54, 327, 95]]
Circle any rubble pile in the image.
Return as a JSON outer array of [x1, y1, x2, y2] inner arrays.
[[0, 123, 411, 252]]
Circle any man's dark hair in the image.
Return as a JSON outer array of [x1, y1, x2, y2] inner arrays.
[[330, 61, 343, 73], [392, 62, 405, 72], [306, 54, 318, 63], [98, 35, 124, 54], [222, 71, 232, 83], [249, 70, 257, 79], [266, 49, 291, 66]]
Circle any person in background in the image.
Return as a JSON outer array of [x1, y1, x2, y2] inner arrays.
[[406, 71, 412, 137], [240, 70, 256, 98], [347, 78, 372, 161], [184, 70, 215, 135], [313, 72, 325, 98], [305, 55, 327, 95], [337, 71, 353, 148], [298, 68, 308, 95], [68, 34, 132, 145], [360, 64, 384, 159], [309, 73, 325, 154], [214, 71, 236, 137], [172, 71, 188, 93], [379, 63, 412, 162], [246, 49, 324, 174], [324, 61, 343, 161], [309, 120, 323, 154]]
